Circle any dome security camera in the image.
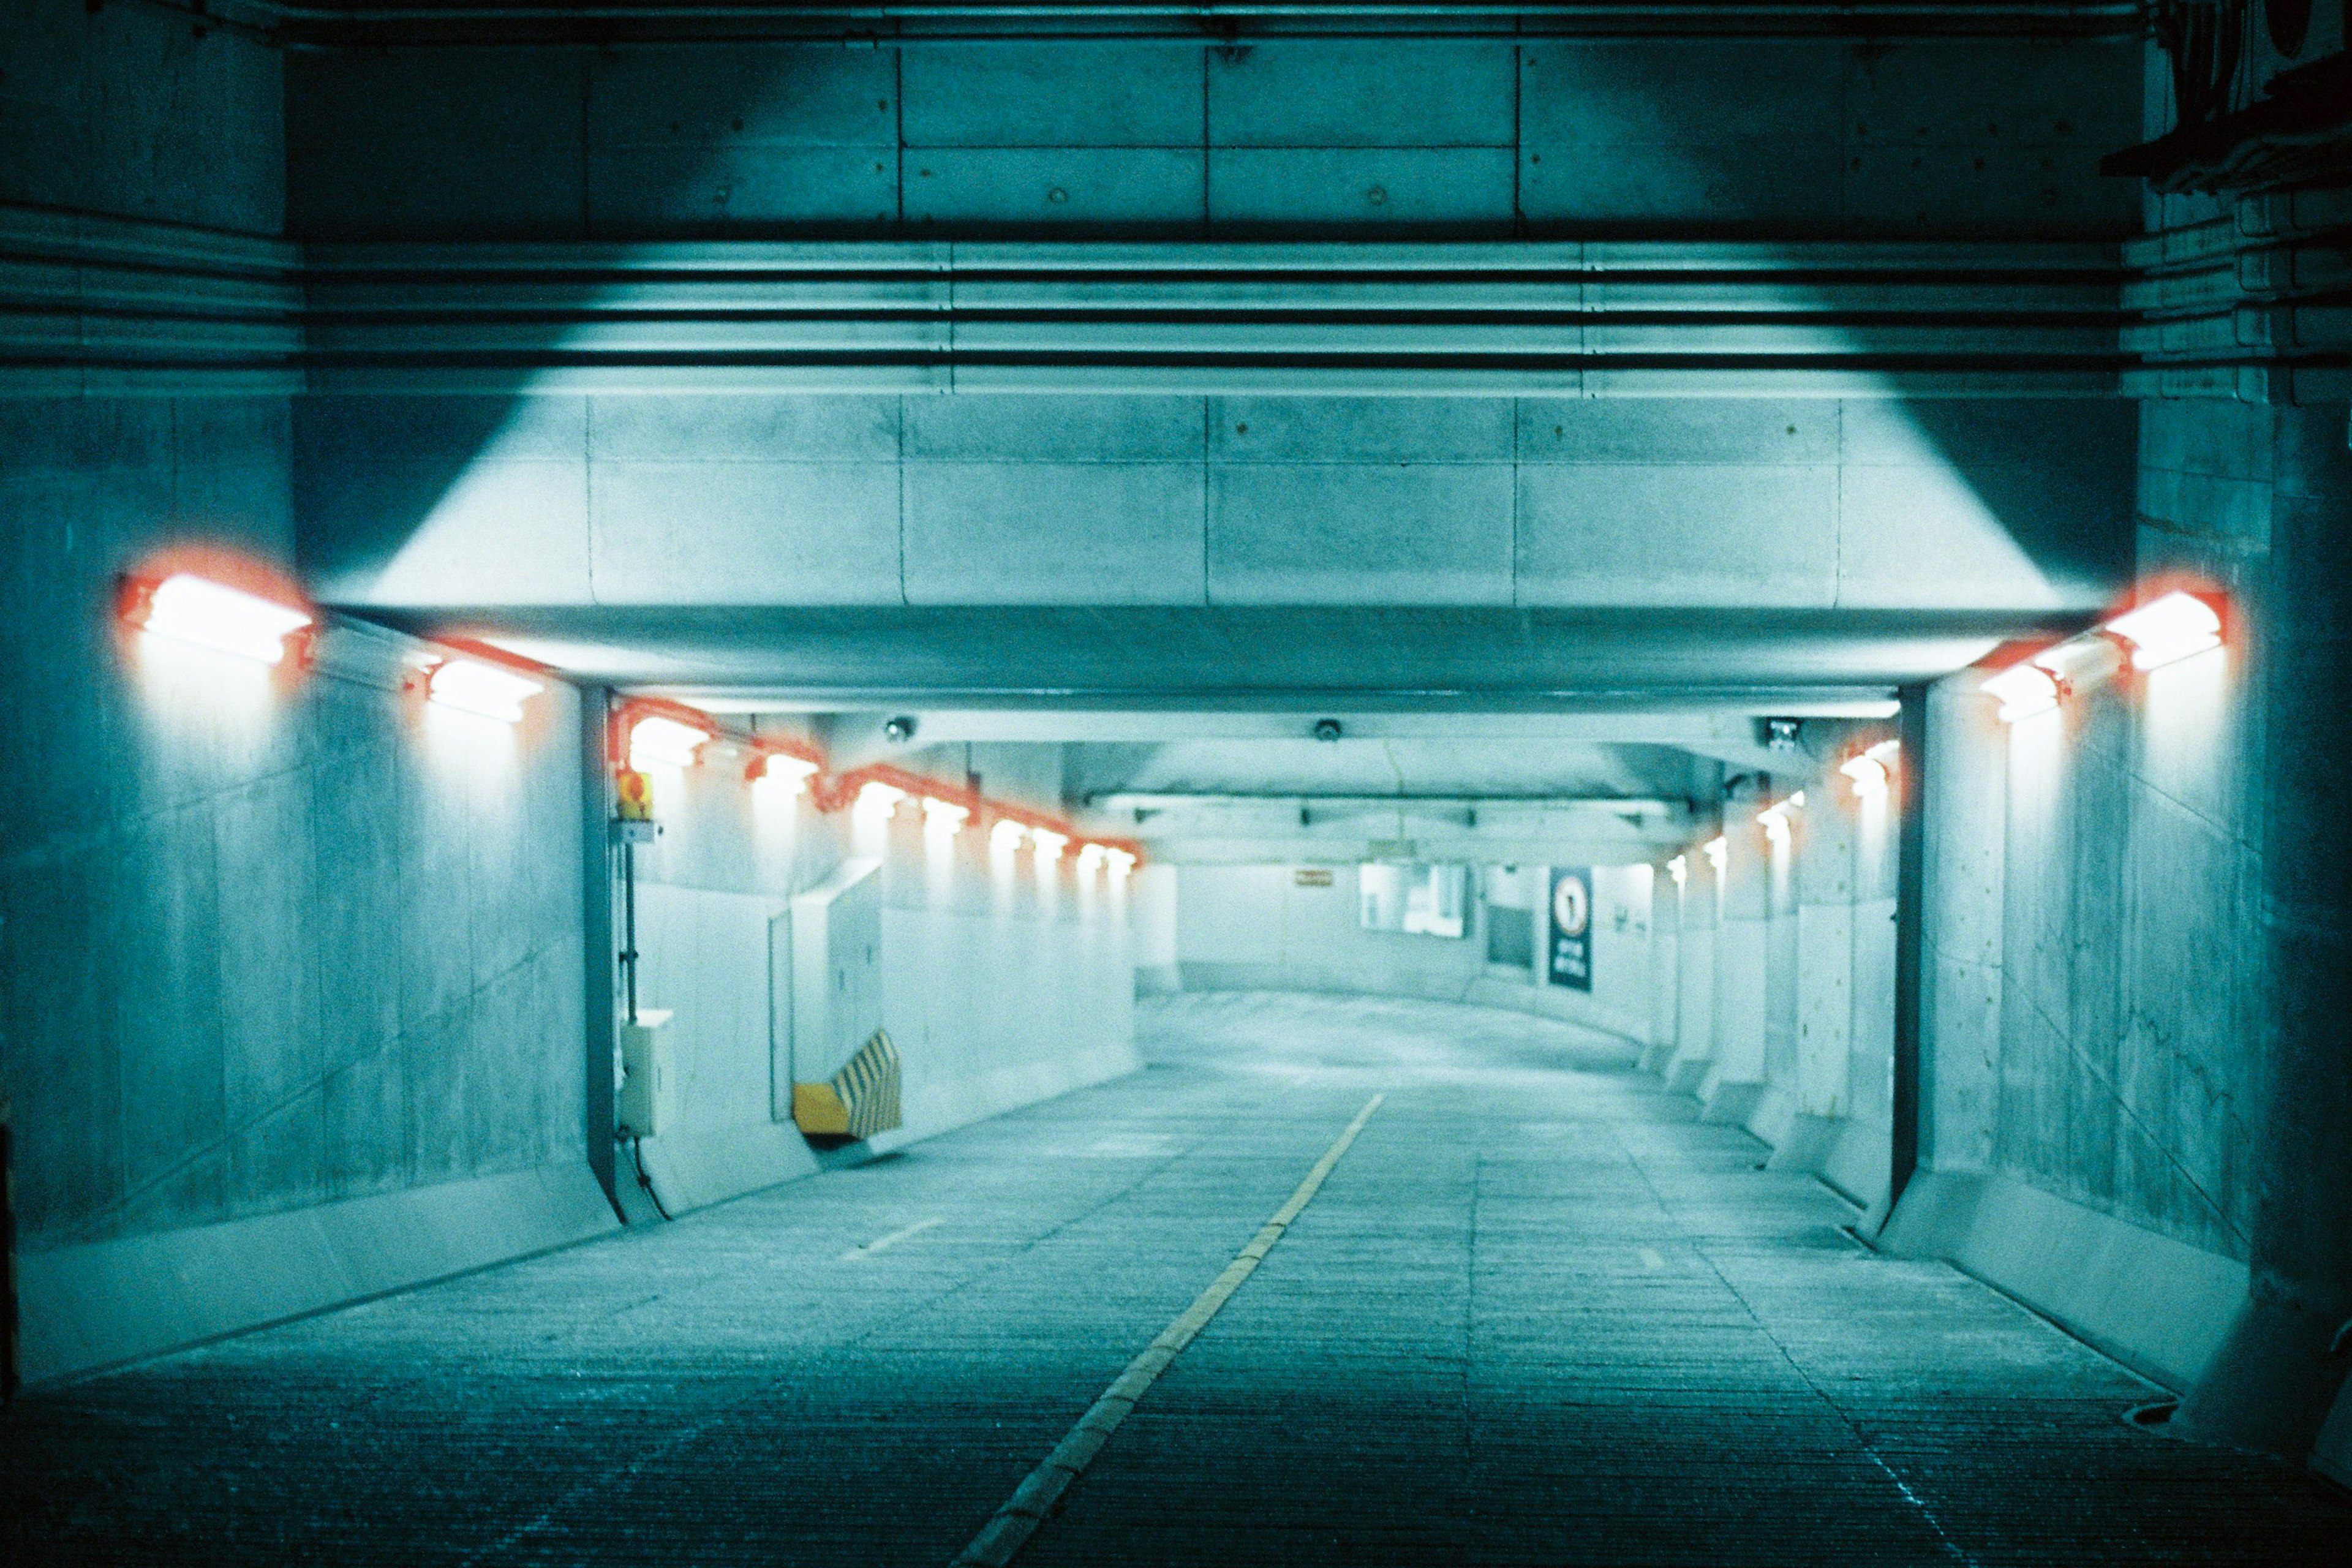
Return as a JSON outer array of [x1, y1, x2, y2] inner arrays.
[[883, 715, 918, 744], [1312, 718, 1343, 743]]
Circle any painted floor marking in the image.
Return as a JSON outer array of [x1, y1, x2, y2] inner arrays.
[[949, 1092, 1388, 1568], [840, 1217, 944, 1262]]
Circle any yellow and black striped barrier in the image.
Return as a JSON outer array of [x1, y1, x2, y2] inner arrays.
[[792, 1031, 902, 1142]]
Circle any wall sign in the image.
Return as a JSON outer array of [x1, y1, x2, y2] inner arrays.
[[1548, 867, 1593, 991], [1294, 867, 1335, 887]]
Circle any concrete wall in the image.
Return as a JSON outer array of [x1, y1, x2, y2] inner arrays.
[[1642, 752, 1897, 1205], [1893, 396, 2352, 1464], [297, 394, 2138, 623], [625, 738, 1140, 1215], [1, 0, 284, 235], [284, 37, 2139, 242], [1172, 861, 1651, 1041], [0, 11, 622, 1384], [0, 394, 607, 1382]]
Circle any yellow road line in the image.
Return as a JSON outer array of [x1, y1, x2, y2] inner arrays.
[[949, 1092, 1388, 1568]]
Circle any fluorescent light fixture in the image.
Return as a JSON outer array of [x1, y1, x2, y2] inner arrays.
[[990, 818, 1029, 853], [1668, 854, 1687, 886], [1841, 755, 1888, 798], [1031, 829, 1068, 862], [427, 658, 543, 723], [1841, 739, 1899, 799], [1107, 849, 1136, 877], [1757, 805, 1791, 846], [1788, 790, 1805, 809], [922, 797, 970, 835], [133, 573, 312, 665], [2105, 590, 2222, 671], [1076, 842, 1108, 872], [1982, 662, 2060, 723], [1703, 836, 1727, 873], [630, 714, 710, 770], [760, 753, 820, 794], [854, 781, 908, 821]]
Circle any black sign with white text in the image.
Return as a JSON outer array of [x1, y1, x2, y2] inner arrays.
[[1548, 867, 1593, 991]]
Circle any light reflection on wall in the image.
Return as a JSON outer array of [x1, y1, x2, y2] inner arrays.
[[129, 634, 283, 780], [749, 768, 802, 877], [2136, 647, 2235, 824], [990, 819, 1025, 914], [418, 688, 525, 789]]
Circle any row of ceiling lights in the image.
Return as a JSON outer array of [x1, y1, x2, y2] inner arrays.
[[120, 568, 1141, 872], [624, 699, 1141, 872], [123, 569, 549, 721], [1660, 736, 1900, 888], [1980, 590, 2224, 723], [124, 567, 2216, 875]]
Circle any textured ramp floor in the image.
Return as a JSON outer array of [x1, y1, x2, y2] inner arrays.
[[6, 991, 2349, 1566]]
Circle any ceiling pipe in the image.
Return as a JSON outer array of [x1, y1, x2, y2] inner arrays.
[[140, 0, 2140, 44]]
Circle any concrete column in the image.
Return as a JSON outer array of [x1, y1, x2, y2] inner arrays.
[[1130, 864, 1180, 995], [2181, 402, 2352, 1458], [579, 687, 619, 1208], [1768, 766, 1857, 1167], [1664, 856, 1717, 1094], [1754, 795, 1803, 1139], [1850, 723, 1903, 1209], [1700, 801, 1771, 1121], [1640, 860, 1682, 1074], [1917, 677, 2002, 1174]]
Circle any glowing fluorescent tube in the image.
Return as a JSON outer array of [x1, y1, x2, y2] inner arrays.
[[630, 715, 710, 770], [1106, 849, 1136, 877], [1757, 805, 1791, 846], [1703, 836, 1727, 873], [1841, 755, 1888, 798], [854, 781, 908, 822], [922, 797, 970, 835], [1982, 662, 2060, 723], [1076, 842, 1107, 872], [428, 658, 543, 723], [2105, 590, 2222, 671], [1031, 829, 1068, 862], [134, 573, 312, 665], [760, 753, 820, 794], [1667, 854, 1688, 886], [990, 818, 1028, 853]]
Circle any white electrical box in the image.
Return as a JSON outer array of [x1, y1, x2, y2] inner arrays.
[[616, 1008, 676, 1136]]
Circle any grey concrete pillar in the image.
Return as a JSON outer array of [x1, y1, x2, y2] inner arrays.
[[2181, 404, 2352, 1456], [1700, 793, 1771, 1119], [1917, 678, 2003, 1174], [1665, 855, 1717, 1094], [579, 687, 618, 1209], [1641, 860, 1682, 1074], [1793, 766, 1860, 1123]]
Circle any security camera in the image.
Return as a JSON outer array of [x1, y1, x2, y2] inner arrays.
[[883, 715, 918, 744], [1313, 718, 1343, 742]]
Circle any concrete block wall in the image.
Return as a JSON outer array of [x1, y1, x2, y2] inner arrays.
[[298, 394, 2139, 622], [625, 737, 1140, 1215], [283, 36, 2139, 242], [0, 0, 624, 1385], [0, 392, 605, 1381], [0, 0, 284, 235], [1893, 391, 2352, 1464], [1170, 860, 1653, 1043], [1629, 737, 1898, 1207]]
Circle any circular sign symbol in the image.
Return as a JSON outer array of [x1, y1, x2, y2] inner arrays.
[[1553, 875, 1589, 938]]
